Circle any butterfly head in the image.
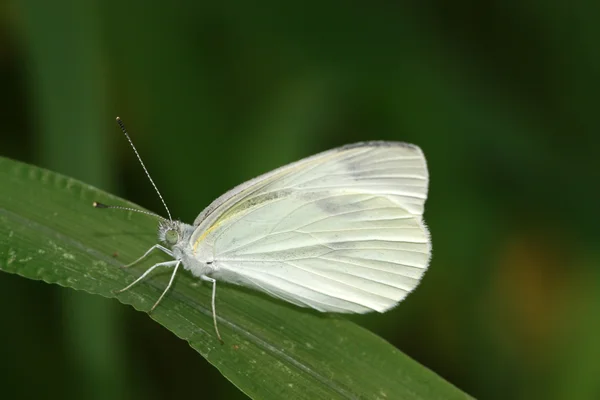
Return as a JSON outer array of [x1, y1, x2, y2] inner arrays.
[[158, 219, 186, 247]]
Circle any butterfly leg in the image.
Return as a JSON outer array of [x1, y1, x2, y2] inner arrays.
[[116, 260, 179, 294], [201, 275, 223, 344], [122, 244, 174, 269], [150, 260, 181, 312]]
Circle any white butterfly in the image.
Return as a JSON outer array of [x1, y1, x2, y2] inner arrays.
[[96, 118, 431, 342]]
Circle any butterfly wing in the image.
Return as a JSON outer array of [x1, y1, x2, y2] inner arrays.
[[191, 142, 430, 313]]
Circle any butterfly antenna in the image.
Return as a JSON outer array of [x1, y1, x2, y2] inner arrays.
[[116, 117, 173, 222], [93, 201, 167, 221]]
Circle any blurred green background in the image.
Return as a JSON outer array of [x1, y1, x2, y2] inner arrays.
[[1, 1, 599, 399]]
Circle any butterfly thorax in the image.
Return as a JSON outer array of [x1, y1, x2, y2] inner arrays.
[[158, 220, 215, 277]]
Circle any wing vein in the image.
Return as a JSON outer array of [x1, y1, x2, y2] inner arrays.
[[320, 256, 423, 280], [282, 261, 407, 298], [255, 269, 381, 312], [322, 255, 426, 271]]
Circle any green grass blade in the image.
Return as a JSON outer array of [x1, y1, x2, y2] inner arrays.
[[0, 156, 472, 400]]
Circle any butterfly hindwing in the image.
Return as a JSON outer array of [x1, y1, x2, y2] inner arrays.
[[191, 142, 430, 313]]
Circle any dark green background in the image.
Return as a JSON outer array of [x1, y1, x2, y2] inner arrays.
[[1, 1, 599, 399]]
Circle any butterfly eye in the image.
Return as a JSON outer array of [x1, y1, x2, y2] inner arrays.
[[165, 229, 179, 245]]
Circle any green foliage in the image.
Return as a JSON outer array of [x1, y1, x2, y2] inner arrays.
[[0, 156, 472, 400]]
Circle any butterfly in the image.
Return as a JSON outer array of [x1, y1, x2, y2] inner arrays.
[[96, 118, 431, 342]]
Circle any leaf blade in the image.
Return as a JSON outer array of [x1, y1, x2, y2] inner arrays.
[[0, 156, 471, 400]]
